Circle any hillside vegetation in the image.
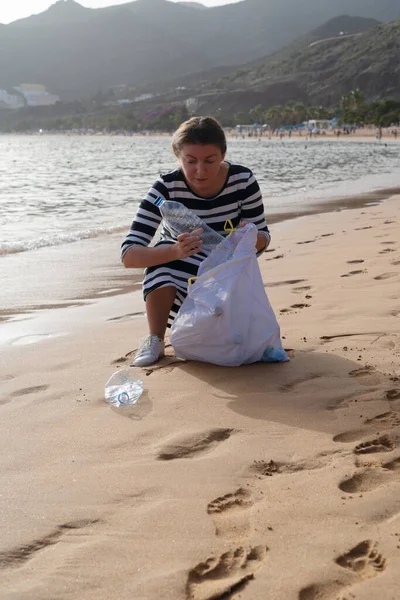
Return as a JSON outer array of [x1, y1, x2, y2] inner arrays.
[[176, 18, 400, 117]]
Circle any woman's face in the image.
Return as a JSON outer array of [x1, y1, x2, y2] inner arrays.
[[178, 144, 226, 194]]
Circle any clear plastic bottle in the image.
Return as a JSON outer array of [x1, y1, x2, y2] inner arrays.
[[104, 369, 144, 407], [155, 197, 227, 251]]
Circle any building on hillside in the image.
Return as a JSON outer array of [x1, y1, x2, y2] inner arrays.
[[185, 97, 199, 115], [305, 119, 336, 130], [0, 89, 24, 109], [14, 84, 60, 107], [133, 93, 155, 103]]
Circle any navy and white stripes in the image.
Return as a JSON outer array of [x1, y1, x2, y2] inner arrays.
[[121, 163, 270, 326]]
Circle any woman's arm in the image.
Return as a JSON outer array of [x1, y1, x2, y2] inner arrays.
[[122, 230, 203, 269], [240, 170, 271, 255], [122, 244, 176, 269], [256, 231, 269, 253]]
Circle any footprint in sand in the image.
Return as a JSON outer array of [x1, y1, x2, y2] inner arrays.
[[280, 303, 310, 314], [347, 365, 382, 386], [251, 459, 280, 477], [207, 488, 252, 516], [340, 270, 366, 278], [0, 519, 100, 569], [267, 279, 307, 288], [141, 356, 186, 376], [298, 581, 345, 600], [333, 411, 400, 443], [293, 285, 312, 292], [186, 546, 267, 600], [107, 312, 145, 322], [354, 434, 396, 455], [111, 350, 136, 365], [299, 541, 386, 599], [157, 428, 234, 461], [0, 374, 16, 382], [207, 488, 254, 538], [249, 452, 341, 479], [374, 272, 398, 280], [8, 385, 49, 398], [391, 260, 400, 266], [297, 239, 316, 245], [355, 226, 372, 231], [347, 259, 365, 264], [348, 366, 375, 378], [339, 457, 400, 493], [336, 540, 386, 578], [379, 248, 396, 254], [380, 241, 396, 245], [386, 389, 400, 400], [321, 233, 334, 238], [266, 253, 284, 261]]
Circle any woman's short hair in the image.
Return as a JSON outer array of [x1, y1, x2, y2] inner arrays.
[[172, 116, 227, 157]]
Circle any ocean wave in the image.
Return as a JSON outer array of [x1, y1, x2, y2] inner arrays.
[[0, 225, 128, 256]]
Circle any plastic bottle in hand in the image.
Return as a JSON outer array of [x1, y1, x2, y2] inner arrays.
[[104, 369, 144, 407], [155, 197, 226, 251]]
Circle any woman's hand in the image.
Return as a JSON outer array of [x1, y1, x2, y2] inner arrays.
[[172, 228, 203, 259]]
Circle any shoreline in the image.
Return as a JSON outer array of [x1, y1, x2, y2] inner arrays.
[[1, 129, 399, 141], [1, 183, 400, 333], [0, 193, 399, 599]]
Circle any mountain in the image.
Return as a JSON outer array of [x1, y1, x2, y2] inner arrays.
[[180, 17, 400, 116], [10, 0, 91, 26], [1, 0, 400, 99], [178, 2, 208, 8]]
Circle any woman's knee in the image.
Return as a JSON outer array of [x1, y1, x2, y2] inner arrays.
[[146, 286, 177, 302]]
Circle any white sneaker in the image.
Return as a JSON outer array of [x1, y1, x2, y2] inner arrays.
[[133, 335, 165, 367]]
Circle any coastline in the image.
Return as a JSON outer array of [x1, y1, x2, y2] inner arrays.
[[0, 192, 399, 599], [1, 181, 400, 335], [2, 129, 400, 144]]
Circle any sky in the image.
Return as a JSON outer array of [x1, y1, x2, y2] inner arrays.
[[0, 0, 239, 24]]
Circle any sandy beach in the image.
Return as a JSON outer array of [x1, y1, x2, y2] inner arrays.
[[1, 194, 399, 599]]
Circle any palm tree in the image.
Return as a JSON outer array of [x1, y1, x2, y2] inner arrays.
[[350, 88, 366, 112], [249, 104, 264, 124], [265, 105, 284, 130], [291, 102, 308, 125], [234, 112, 246, 126]]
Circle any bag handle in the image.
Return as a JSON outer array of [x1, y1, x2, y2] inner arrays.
[[224, 220, 237, 237]]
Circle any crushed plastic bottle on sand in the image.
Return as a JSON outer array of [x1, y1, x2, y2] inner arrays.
[[104, 369, 144, 407]]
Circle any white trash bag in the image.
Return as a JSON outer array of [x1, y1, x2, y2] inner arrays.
[[170, 223, 288, 367]]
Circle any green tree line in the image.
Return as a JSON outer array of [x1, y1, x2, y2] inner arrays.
[[0, 91, 399, 133], [231, 92, 400, 129]]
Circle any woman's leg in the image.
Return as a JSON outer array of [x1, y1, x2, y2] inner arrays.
[[146, 285, 177, 340]]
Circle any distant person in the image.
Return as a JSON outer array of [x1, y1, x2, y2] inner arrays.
[[121, 116, 271, 367], [393, 128, 398, 140]]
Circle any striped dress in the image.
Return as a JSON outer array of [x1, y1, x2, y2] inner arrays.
[[121, 162, 270, 326]]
